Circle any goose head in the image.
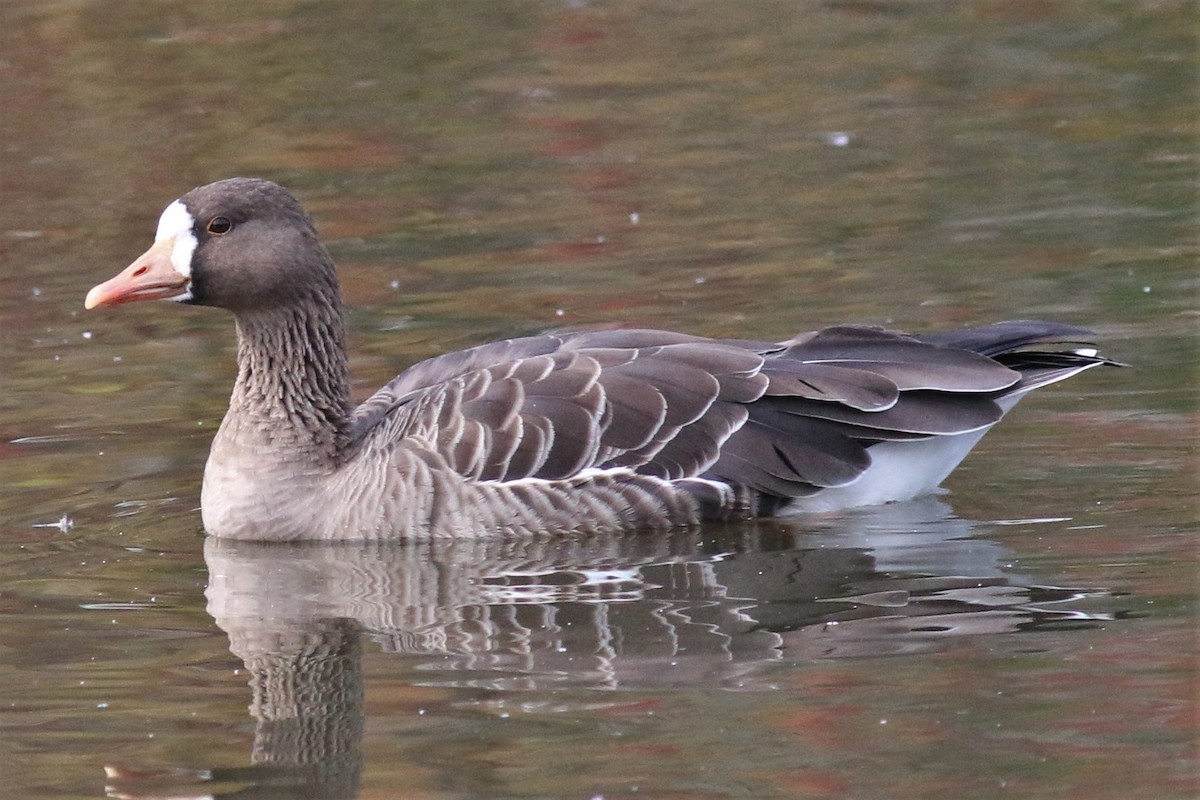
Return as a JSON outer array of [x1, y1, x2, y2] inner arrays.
[[85, 178, 337, 314]]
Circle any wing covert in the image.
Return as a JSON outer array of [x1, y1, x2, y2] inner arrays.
[[351, 331, 770, 485]]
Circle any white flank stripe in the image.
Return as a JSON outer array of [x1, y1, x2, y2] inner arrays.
[[485, 466, 636, 489]]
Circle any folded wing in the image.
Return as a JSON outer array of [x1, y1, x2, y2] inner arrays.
[[350, 322, 1111, 507]]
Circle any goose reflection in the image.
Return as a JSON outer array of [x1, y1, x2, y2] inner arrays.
[[106, 499, 1111, 799]]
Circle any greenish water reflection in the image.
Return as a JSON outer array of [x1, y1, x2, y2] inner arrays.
[[1, 1, 1195, 798]]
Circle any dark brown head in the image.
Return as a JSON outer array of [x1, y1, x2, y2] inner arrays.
[[86, 178, 338, 314]]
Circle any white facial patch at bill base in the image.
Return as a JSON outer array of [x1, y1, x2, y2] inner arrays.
[[154, 199, 199, 279]]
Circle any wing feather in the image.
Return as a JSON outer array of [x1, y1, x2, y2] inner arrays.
[[348, 320, 1113, 512], [779, 325, 1019, 392], [762, 363, 899, 410], [777, 392, 1003, 435]]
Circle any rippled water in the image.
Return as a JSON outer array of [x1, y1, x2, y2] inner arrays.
[[2, 2, 1195, 798]]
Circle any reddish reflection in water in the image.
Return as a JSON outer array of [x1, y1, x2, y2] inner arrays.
[[1, 1, 1195, 798]]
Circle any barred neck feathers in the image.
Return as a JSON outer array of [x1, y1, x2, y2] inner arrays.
[[229, 289, 352, 459]]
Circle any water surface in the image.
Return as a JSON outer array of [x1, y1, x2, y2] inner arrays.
[[1, 2, 1195, 798]]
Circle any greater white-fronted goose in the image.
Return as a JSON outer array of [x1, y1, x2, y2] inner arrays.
[[85, 178, 1119, 540]]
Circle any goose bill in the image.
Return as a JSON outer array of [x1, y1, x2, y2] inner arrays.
[[85, 238, 192, 309]]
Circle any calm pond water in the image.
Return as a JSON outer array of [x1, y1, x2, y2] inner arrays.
[[1, 2, 1196, 798]]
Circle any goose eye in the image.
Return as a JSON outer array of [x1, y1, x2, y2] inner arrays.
[[206, 216, 232, 235]]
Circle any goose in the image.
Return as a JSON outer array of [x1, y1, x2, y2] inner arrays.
[[85, 178, 1118, 540]]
